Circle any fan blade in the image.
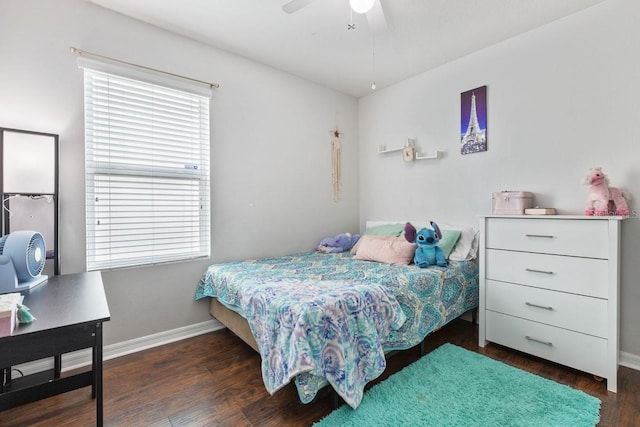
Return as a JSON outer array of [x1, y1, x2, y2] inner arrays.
[[366, 0, 387, 33], [282, 0, 317, 14]]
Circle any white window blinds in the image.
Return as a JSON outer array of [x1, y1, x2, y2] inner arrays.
[[83, 64, 211, 271]]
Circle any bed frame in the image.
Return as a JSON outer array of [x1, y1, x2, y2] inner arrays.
[[206, 259, 478, 407], [210, 298, 259, 351]]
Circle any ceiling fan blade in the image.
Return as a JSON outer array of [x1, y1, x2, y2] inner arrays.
[[282, 0, 317, 14], [366, 0, 387, 33]]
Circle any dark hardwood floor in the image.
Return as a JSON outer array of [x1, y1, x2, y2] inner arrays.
[[1, 319, 639, 426]]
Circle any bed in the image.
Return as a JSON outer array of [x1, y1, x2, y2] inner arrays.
[[194, 221, 479, 409]]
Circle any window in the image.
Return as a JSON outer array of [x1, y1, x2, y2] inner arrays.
[[82, 61, 211, 270]]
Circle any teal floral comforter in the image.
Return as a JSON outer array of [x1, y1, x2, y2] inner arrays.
[[241, 279, 405, 409], [194, 252, 478, 407]]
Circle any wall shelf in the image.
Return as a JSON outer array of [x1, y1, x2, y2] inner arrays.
[[416, 150, 442, 160], [378, 138, 415, 154], [377, 138, 442, 161], [377, 144, 406, 154]]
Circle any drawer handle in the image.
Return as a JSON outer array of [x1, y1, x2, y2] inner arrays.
[[525, 336, 553, 347], [525, 234, 555, 238], [525, 268, 554, 275], [525, 302, 553, 311]]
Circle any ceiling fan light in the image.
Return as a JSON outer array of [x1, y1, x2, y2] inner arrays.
[[349, 0, 375, 14]]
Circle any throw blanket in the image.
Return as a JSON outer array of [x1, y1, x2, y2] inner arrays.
[[240, 279, 406, 409]]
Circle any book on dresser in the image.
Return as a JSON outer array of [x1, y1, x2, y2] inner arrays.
[[478, 214, 625, 392]]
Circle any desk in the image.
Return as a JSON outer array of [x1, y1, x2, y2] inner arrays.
[[0, 272, 110, 426]]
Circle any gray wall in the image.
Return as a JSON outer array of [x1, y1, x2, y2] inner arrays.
[[358, 0, 640, 358], [0, 0, 360, 345]]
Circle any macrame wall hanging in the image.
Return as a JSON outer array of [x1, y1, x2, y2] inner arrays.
[[330, 128, 342, 202]]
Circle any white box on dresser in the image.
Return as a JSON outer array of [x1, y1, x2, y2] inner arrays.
[[478, 215, 625, 392]]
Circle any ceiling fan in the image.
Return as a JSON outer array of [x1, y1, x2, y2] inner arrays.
[[282, 0, 387, 33]]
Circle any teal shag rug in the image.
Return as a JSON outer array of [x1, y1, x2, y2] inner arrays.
[[315, 343, 600, 427]]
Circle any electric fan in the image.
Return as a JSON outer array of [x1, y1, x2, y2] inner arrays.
[[0, 230, 48, 294]]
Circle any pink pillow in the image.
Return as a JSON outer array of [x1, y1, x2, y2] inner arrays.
[[350, 234, 399, 254], [353, 235, 417, 265]]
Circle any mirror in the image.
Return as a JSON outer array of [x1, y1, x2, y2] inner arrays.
[[0, 128, 59, 275]]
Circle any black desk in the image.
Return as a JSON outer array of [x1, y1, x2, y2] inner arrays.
[[0, 272, 110, 426]]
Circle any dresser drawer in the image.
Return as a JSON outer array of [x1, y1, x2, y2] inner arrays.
[[485, 311, 607, 377], [485, 249, 608, 298], [485, 218, 608, 258], [486, 280, 608, 337]]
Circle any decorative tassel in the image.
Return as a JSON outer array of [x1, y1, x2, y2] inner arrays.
[[331, 130, 342, 202], [16, 303, 35, 323]]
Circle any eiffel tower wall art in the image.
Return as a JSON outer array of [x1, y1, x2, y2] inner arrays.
[[460, 85, 487, 155]]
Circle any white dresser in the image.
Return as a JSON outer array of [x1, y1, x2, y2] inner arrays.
[[478, 215, 625, 392]]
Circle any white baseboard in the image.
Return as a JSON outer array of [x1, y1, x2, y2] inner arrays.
[[620, 350, 640, 372], [100, 319, 223, 364], [12, 319, 223, 377]]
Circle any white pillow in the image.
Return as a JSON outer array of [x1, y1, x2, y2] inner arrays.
[[364, 220, 479, 261], [439, 223, 479, 261]]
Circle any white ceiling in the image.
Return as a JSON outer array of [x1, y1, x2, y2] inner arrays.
[[87, 0, 605, 98]]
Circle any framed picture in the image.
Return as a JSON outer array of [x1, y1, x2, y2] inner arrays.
[[460, 85, 487, 155], [402, 146, 415, 162]]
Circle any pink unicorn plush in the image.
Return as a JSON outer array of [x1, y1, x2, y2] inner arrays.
[[583, 167, 630, 216]]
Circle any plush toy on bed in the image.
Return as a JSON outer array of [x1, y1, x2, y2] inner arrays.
[[317, 232, 360, 253], [404, 221, 448, 268]]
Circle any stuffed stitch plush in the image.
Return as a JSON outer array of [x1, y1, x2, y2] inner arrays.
[[317, 232, 360, 253], [583, 167, 630, 216], [404, 221, 448, 267]]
